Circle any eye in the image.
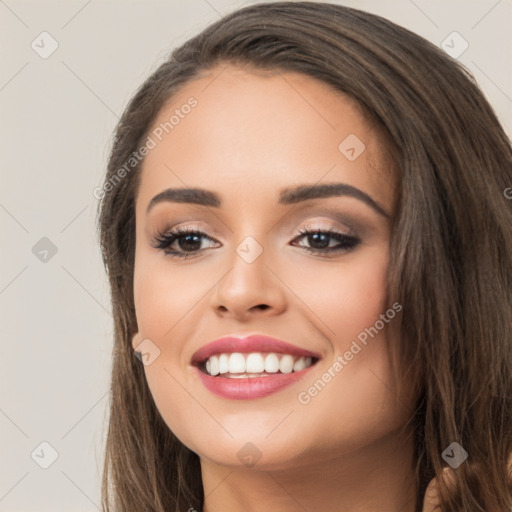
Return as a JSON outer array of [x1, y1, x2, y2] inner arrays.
[[151, 225, 361, 259], [291, 226, 360, 255], [151, 226, 219, 259]]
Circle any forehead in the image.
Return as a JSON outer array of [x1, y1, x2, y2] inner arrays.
[[136, 64, 396, 214]]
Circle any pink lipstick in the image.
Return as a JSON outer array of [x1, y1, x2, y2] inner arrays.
[[191, 334, 321, 399]]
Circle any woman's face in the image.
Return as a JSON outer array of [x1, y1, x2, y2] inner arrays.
[[132, 64, 410, 470]]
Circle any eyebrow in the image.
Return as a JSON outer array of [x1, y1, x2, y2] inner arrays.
[[146, 183, 390, 217]]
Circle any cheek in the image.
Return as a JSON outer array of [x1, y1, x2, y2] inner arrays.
[[283, 246, 390, 344], [143, 361, 205, 454], [290, 248, 408, 445], [134, 256, 207, 340], [133, 255, 227, 450], [287, 246, 400, 414], [133, 258, 206, 450]]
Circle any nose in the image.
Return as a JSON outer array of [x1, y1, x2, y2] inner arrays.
[[210, 244, 287, 321]]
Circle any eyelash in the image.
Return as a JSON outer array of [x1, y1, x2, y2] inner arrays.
[[152, 225, 361, 259]]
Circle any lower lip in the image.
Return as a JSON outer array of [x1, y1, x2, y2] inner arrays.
[[195, 365, 316, 399]]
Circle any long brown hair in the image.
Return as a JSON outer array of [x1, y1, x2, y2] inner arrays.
[[96, 2, 512, 511]]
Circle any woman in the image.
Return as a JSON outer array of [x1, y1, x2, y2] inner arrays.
[[96, 2, 512, 511]]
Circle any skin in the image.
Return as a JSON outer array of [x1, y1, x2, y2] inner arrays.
[[131, 64, 435, 511]]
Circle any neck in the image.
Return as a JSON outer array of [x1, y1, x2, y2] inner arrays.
[[200, 430, 417, 512]]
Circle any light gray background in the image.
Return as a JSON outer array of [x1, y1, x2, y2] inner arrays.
[[1, 0, 511, 510]]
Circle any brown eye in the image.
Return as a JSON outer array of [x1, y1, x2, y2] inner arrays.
[[152, 227, 220, 258], [292, 227, 360, 255]]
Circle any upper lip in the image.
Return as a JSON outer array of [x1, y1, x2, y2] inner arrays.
[[191, 334, 322, 365]]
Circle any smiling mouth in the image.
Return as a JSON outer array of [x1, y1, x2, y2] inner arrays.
[[199, 352, 319, 378]]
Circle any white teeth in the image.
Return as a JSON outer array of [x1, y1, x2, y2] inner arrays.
[[293, 357, 306, 372], [219, 354, 229, 374], [293, 357, 313, 372], [264, 353, 280, 373], [228, 353, 246, 373], [279, 354, 294, 374], [210, 355, 220, 376], [246, 353, 265, 373], [203, 352, 315, 376]]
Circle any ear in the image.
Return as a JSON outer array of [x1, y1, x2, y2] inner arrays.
[[421, 476, 440, 512], [131, 332, 141, 351], [421, 468, 455, 512]]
